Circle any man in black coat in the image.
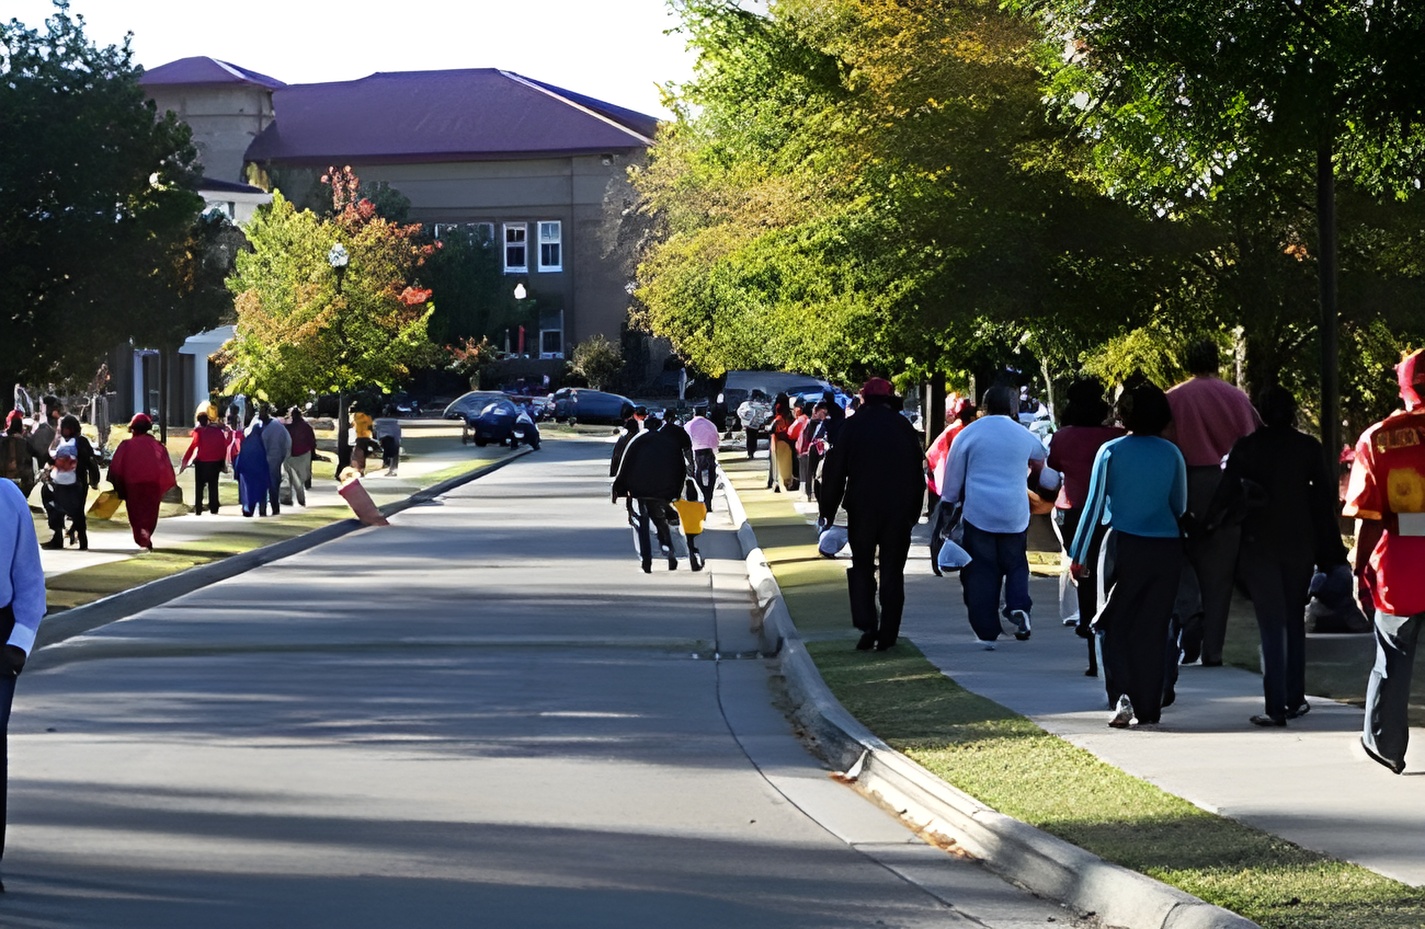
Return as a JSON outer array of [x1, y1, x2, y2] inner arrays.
[[613, 416, 689, 572], [818, 378, 926, 650]]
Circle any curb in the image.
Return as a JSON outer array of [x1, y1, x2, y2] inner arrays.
[[33, 448, 532, 657], [720, 474, 1259, 929]]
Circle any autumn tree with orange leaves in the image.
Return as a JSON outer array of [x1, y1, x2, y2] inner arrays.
[[222, 166, 438, 413]]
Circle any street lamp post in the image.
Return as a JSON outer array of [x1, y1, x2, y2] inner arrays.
[[328, 243, 352, 474], [513, 282, 530, 357]]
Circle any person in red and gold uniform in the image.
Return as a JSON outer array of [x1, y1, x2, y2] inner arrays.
[[1344, 349, 1425, 774]]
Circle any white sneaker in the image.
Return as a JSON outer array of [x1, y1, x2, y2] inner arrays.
[[1109, 695, 1134, 728], [1062, 613, 1081, 627], [1009, 609, 1031, 641], [976, 638, 997, 651]]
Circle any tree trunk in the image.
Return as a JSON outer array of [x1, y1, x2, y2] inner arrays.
[[336, 391, 351, 476], [158, 348, 170, 445], [1317, 140, 1340, 471]]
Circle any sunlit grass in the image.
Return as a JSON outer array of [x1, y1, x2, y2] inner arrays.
[[726, 453, 1425, 929]]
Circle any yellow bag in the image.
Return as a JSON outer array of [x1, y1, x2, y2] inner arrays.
[[674, 499, 707, 536], [88, 488, 122, 520]]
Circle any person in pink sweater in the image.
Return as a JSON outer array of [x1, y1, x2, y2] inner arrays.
[[1166, 340, 1261, 666]]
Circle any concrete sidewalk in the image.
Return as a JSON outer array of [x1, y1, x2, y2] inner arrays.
[[733, 456, 1425, 890], [31, 420, 509, 580]]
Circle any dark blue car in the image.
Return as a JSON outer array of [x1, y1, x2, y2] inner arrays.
[[464, 398, 521, 446]]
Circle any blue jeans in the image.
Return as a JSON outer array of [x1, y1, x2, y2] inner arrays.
[[1365, 611, 1424, 768], [959, 520, 1031, 641]]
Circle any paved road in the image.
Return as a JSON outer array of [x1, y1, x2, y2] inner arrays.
[[5, 439, 1083, 928]]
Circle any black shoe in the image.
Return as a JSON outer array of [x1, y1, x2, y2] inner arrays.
[[641, 562, 652, 574], [67, 528, 77, 544], [1250, 714, 1286, 727], [855, 633, 877, 651], [42, 533, 64, 550], [1200, 658, 1223, 667], [1287, 702, 1311, 719], [875, 638, 897, 651], [193, 506, 202, 516], [1362, 739, 1405, 774], [1162, 689, 1176, 708], [668, 556, 678, 571]]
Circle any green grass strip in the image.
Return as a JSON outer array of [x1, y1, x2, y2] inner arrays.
[[722, 455, 1425, 929]]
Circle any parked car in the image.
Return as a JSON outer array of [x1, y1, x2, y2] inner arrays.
[[550, 388, 635, 425], [462, 397, 522, 446], [444, 390, 510, 422]]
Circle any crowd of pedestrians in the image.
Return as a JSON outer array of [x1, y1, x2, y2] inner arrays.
[[0, 398, 388, 552], [778, 348, 1424, 776]]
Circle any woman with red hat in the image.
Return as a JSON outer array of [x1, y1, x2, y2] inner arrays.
[[106, 413, 177, 551]]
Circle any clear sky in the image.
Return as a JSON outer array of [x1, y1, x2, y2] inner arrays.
[[6, 0, 700, 118]]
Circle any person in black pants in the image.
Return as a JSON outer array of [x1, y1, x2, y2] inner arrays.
[[612, 416, 689, 572], [1209, 386, 1348, 727], [818, 378, 925, 651]]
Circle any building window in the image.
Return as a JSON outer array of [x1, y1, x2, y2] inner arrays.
[[538, 221, 562, 272], [504, 223, 527, 272], [540, 328, 563, 359], [435, 222, 495, 246]]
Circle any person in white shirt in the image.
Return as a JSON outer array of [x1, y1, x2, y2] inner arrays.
[[941, 386, 1049, 647]]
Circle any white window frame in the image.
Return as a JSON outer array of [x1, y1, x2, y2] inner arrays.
[[537, 221, 562, 272], [503, 223, 528, 273]]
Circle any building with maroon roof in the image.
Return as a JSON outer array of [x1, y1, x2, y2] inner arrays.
[[131, 58, 656, 425]]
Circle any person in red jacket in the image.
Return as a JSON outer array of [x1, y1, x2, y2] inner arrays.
[[179, 412, 230, 515], [107, 413, 177, 551], [1344, 349, 1425, 774]]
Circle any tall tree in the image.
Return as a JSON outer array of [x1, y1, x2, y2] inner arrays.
[[0, 1, 212, 397], [1011, 0, 1425, 452], [223, 169, 437, 465]]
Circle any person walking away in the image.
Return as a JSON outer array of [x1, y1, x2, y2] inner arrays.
[[373, 406, 403, 473], [350, 406, 381, 475], [235, 415, 270, 517], [787, 401, 811, 494], [941, 386, 1049, 647], [1046, 379, 1124, 671], [179, 412, 230, 515], [257, 406, 291, 514], [683, 411, 720, 509], [106, 413, 177, 551], [738, 390, 772, 460], [818, 378, 925, 651], [1070, 384, 1186, 728], [284, 407, 317, 507], [1208, 385, 1347, 727], [1167, 339, 1261, 666], [0, 413, 35, 502], [39, 415, 100, 550], [768, 393, 796, 492], [800, 402, 831, 502], [0, 475, 46, 892], [1343, 349, 1425, 774], [25, 405, 58, 476], [612, 416, 687, 572]]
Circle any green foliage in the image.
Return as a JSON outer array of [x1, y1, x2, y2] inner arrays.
[[222, 173, 436, 408], [571, 334, 624, 390], [0, 0, 223, 388], [637, 0, 1178, 388], [422, 224, 523, 345]]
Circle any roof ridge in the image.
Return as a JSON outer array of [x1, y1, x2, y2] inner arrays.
[[497, 70, 655, 147]]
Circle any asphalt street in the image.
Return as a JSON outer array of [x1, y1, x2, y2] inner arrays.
[[4, 439, 1085, 928]]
